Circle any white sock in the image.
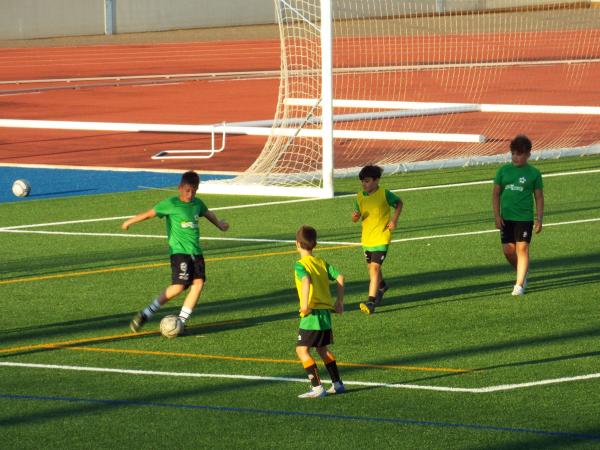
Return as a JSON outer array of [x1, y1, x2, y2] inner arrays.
[[142, 298, 161, 319], [178, 306, 193, 323]]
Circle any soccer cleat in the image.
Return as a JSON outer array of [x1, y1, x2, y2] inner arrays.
[[359, 301, 375, 315], [512, 285, 525, 296], [326, 382, 346, 395], [129, 312, 147, 333], [298, 386, 327, 399], [374, 283, 389, 306]]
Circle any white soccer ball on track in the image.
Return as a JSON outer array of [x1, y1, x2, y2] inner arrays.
[[12, 179, 31, 197], [160, 315, 183, 338]]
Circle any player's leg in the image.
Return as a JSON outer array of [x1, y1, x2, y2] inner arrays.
[[374, 252, 389, 306], [130, 254, 190, 332], [296, 332, 326, 398], [361, 252, 386, 314], [179, 278, 204, 326], [502, 243, 517, 269], [512, 221, 533, 295], [316, 346, 345, 394], [177, 255, 207, 326], [515, 242, 529, 288]]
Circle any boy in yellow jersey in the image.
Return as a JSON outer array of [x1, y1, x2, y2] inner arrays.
[[353, 165, 403, 315], [294, 225, 345, 398]]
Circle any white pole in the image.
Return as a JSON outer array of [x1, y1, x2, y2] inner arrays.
[[320, 0, 334, 198], [104, 0, 115, 35]]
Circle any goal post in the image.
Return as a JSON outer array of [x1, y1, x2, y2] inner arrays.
[[196, 0, 600, 198]]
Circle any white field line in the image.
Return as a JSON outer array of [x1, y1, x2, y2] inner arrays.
[[1, 361, 599, 394], [2, 167, 599, 232], [1, 218, 599, 246]]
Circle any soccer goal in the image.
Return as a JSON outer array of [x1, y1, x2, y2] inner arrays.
[[198, 0, 600, 198]]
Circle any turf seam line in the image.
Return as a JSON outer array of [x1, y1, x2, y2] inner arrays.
[[1, 217, 598, 286], [1, 392, 598, 440]]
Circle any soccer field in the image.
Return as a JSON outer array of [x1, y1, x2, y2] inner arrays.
[[1, 156, 600, 449]]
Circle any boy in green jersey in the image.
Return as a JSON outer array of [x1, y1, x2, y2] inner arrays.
[[352, 165, 403, 315], [492, 135, 544, 296], [121, 171, 229, 332], [294, 225, 345, 398]]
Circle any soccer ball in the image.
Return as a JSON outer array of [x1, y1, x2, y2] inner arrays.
[[160, 315, 183, 338], [12, 179, 31, 197]]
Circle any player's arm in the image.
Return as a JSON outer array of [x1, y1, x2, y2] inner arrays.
[[352, 198, 361, 222], [204, 209, 229, 231], [334, 274, 344, 314], [534, 188, 544, 233], [492, 184, 504, 229], [388, 198, 403, 231], [386, 191, 403, 230], [121, 208, 156, 230], [299, 275, 312, 317]]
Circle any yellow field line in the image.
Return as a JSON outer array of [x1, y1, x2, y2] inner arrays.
[[0, 328, 469, 374], [62, 346, 469, 373], [0, 245, 354, 286], [0, 320, 243, 354]]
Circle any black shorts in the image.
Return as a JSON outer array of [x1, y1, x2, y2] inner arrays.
[[170, 254, 206, 287], [296, 329, 333, 348], [501, 220, 534, 244], [365, 250, 387, 265]]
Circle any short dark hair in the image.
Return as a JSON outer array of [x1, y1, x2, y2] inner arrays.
[[359, 165, 383, 180], [510, 135, 532, 154], [296, 225, 317, 250], [180, 170, 200, 188]]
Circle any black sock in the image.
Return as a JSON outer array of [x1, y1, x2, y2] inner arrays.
[[368, 296, 376, 304], [325, 360, 341, 383], [304, 364, 321, 387], [379, 279, 387, 291]]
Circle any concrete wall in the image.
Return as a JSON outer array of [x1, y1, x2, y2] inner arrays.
[[0, 0, 105, 40], [115, 0, 276, 34], [0, 0, 277, 40], [0, 0, 589, 40]]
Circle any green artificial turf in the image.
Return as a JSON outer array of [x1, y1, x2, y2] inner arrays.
[[1, 156, 599, 449]]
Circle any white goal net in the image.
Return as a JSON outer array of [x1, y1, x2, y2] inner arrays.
[[202, 0, 600, 197]]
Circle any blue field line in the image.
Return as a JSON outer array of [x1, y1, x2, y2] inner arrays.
[[0, 166, 232, 203], [1, 393, 599, 441]]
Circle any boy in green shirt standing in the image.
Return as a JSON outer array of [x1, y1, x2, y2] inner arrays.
[[121, 171, 229, 331], [294, 225, 345, 398], [492, 135, 544, 296], [352, 165, 403, 315]]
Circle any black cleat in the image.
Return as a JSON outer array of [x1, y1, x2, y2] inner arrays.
[[130, 312, 147, 333]]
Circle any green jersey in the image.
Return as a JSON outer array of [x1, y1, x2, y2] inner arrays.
[[494, 163, 543, 221], [153, 196, 208, 255]]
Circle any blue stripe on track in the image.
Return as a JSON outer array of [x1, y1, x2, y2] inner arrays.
[[1, 393, 598, 441], [0, 167, 231, 203]]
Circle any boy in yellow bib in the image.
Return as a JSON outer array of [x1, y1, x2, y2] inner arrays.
[[294, 225, 345, 398], [352, 165, 403, 315]]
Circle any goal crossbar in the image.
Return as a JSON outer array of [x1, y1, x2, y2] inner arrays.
[[286, 99, 600, 115], [0, 119, 485, 143]]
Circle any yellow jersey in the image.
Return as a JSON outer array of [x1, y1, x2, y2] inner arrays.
[[355, 187, 401, 250], [294, 254, 339, 311]]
